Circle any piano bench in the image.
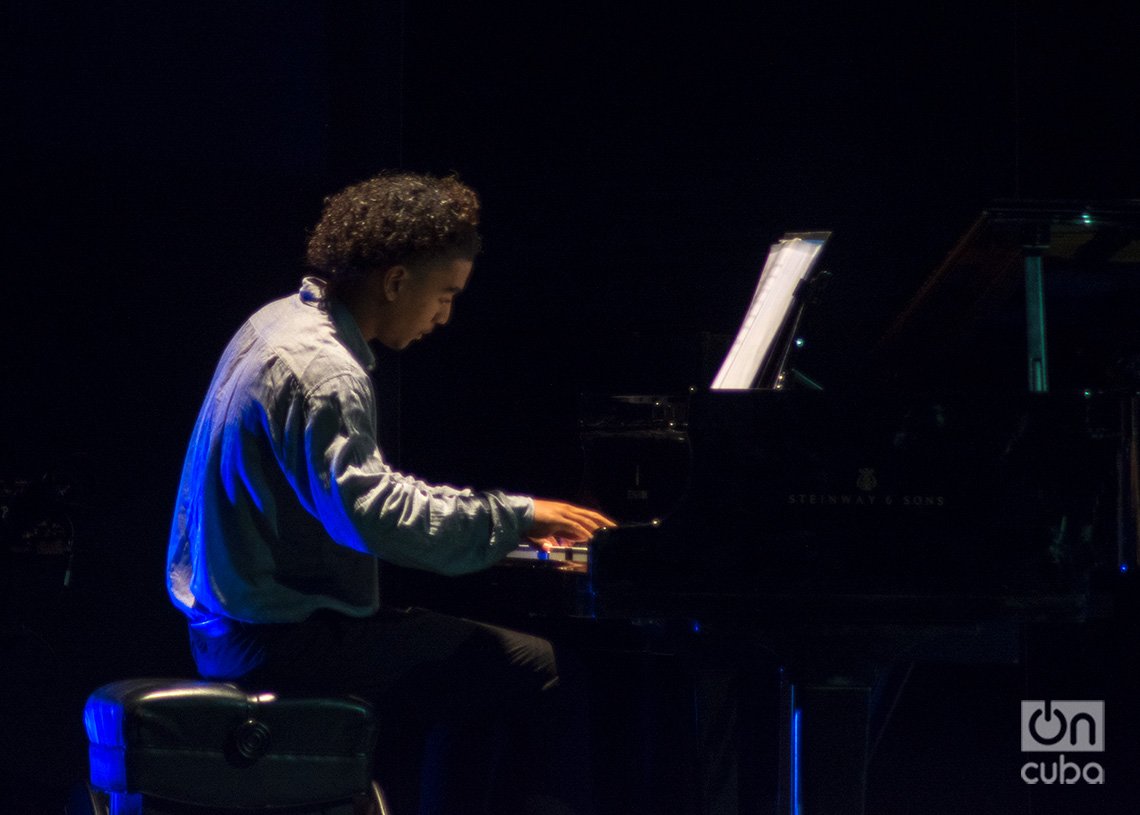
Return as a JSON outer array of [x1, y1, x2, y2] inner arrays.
[[82, 678, 387, 815]]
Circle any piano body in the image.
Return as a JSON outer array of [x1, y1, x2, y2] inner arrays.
[[384, 202, 1140, 815]]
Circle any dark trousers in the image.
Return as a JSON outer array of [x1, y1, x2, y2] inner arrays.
[[189, 606, 593, 815]]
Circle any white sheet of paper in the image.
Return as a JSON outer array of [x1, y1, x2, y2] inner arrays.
[[711, 234, 827, 390]]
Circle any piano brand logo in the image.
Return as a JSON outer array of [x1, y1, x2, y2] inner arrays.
[[1020, 700, 1105, 785], [784, 467, 946, 508]]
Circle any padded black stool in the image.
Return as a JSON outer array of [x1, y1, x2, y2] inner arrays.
[[82, 678, 387, 815]]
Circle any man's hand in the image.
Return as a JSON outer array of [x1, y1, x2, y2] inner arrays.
[[526, 499, 616, 548]]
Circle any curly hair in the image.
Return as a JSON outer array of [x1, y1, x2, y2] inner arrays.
[[306, 172, 481, 289]]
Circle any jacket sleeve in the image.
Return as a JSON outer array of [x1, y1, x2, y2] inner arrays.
[[292, 372, 532, 575]]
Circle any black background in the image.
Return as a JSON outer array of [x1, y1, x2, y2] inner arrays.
[[3, 1, 1138, 812]]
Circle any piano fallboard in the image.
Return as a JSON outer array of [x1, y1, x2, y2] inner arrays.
[[587, 390, 1130, 604]]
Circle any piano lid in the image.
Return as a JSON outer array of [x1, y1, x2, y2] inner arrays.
[[875, 200, 1140, 394]]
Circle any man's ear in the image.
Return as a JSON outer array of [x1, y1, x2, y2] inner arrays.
[[381, 265, 409, 301]]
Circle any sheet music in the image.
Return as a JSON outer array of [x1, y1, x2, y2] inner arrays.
[[711, 233, 828, 390]]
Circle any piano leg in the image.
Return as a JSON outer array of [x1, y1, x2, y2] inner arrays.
[[781, 678, 874, 815], [776, 662, 923, 815]]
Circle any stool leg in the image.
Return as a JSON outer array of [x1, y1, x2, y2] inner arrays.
[[65, 780, 108, 815], [108, 792, 142, 815], [356, 781, 393, 815]]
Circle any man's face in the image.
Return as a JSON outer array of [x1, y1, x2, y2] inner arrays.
[[376, 256, 473, 350]]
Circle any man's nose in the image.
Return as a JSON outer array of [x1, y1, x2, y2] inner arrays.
[[435, 303, 452, 325]]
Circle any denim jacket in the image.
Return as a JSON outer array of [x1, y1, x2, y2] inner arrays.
[[167, 277, 533, 624]]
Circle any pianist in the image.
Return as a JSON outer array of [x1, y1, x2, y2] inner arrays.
[[166, 171, 613, 814]]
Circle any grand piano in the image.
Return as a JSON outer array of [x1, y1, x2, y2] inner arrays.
[[384, 201, 1140, 815]]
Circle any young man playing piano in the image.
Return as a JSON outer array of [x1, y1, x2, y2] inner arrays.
[[166, 171, 614, 814]]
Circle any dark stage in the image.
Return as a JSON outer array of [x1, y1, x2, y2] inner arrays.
[[4, 2, 1140, 813]]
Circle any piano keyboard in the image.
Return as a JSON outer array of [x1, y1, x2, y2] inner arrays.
[[507, 544, 590, 565]]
